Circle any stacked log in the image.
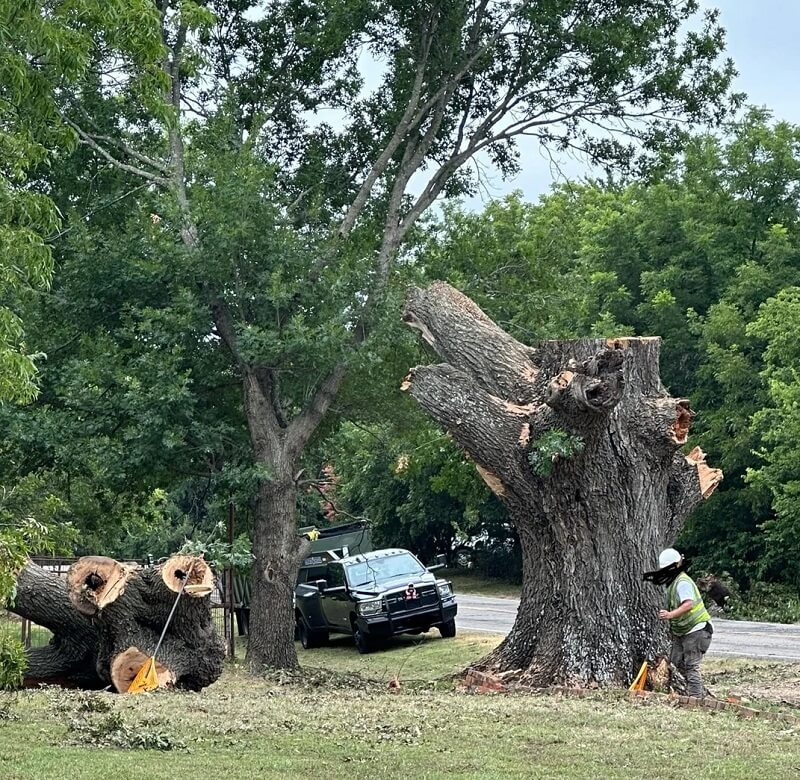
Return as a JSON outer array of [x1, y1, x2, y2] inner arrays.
[[9, 555, 224, 692]]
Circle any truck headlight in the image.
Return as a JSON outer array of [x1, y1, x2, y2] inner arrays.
[[437, 583, 453, 599], [357, 598, 384, 616]]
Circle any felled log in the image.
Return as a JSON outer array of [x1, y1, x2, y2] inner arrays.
[[10, 554, 224, 692], [11, 561, 103, 688]]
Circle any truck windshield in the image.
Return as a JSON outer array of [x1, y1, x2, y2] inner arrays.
[[345, 553, 425, 588]]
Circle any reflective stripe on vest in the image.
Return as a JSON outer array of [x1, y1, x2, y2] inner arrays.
[[666, 573, 711, 636]]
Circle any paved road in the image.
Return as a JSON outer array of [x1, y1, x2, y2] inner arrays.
[[457, 593, 800, 661]]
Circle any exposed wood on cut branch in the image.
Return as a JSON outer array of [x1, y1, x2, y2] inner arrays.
[[403, 282, 538, 404], [161, 555, 213, 596], [111, 647, 176, 693], [666, 447, 723, 538], [475, 464, 507, 497], [11, 555, 224, 692], [639, 397, 696, 448], [685, 446, 724, 498]]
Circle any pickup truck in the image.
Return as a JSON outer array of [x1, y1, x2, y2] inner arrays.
[[294, 547, 457, 654]]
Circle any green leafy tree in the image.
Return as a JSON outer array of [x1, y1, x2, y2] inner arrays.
[[0, 1, 164, 611], [9, 0, 735, 671], [0, 0, 162, 402], [327, 420, 509, 566], [746, 288, 800, 587]]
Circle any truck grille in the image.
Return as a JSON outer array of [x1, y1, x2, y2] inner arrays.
[[385, 585, 438, 614]]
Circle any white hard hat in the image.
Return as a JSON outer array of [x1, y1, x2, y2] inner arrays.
[[658, 548, 682, 569]]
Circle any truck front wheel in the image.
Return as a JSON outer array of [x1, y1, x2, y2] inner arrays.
[[438, 619, 457, 639], [353, 623, 375, 654]]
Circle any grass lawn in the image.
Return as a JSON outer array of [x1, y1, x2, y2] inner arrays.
[[443, 569, 521, 599], [2, 632, 799, 780]]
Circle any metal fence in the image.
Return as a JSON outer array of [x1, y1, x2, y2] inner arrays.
[[1, 555, 238, 659]]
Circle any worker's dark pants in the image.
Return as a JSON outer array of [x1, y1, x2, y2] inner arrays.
[[670, 623, 713, 697], [235, 607, 250, 636]]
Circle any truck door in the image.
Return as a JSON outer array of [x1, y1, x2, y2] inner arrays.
[[320, 562, 350, 630]]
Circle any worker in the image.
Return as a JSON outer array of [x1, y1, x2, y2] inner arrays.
[[652, 547, 713, 698]]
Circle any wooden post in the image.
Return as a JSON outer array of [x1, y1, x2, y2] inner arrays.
[[226, 502, 236, 659]]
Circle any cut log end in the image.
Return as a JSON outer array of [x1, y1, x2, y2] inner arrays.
[[66, 556, 138, 616], [111, 647, 176, 693], [161, 555, 213, 597], [686, 446, 723, 498]]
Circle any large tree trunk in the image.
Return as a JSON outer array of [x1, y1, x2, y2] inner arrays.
[[245, 477, 308, 671], [10, 555, 225, 691], [402, 282, 722, 687], [241, 369, 312, 671]]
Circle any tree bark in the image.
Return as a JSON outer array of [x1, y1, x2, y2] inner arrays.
[[245, 477, 308, 671], [11, 562, 103, 688], [240, 365, 316, 672], [402, 282, 722, 687], [10, 555, 224, 691]]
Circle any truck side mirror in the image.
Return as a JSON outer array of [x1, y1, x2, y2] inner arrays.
[[315, 579, 328, 593], [435, 554, 447, 567]]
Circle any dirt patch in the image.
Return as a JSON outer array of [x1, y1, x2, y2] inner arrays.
[[706, 661, 800, 709]]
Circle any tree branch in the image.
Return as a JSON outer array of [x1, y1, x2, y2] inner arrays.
[[400, 363, 530, 490], [68, 121, 170, 173], [286, 363, 347, 459], [64, 118, 170, 185], [666, 446, 723, 538], [338, 25, 435, 237], [402, 282, 539, 404], [210, 297, 245, 367]]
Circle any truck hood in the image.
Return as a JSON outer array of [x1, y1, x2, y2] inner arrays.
[[349, 570, 437, 597]]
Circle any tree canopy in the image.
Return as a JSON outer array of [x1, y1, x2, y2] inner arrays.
[[2, 0, 746, 663]]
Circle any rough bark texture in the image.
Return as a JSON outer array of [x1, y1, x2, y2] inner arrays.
[[10, 555, 225, 692], [241, 369, 313, 672], [12, 562, 103, 688], [403, 282, 722, 687]]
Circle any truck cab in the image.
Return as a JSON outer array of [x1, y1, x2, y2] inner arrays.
[[295, 547, 457, 654]]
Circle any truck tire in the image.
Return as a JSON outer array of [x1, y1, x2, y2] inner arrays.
[[353, 624, 375, 655], [297, 617, 328, 649], [438, 619, 457, 639]]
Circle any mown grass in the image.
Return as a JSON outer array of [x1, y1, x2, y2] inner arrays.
[[2, 633, 799, 780], [444, 569, 521, 599]]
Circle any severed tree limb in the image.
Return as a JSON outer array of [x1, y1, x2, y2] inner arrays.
[[10, 561, 103, 688], [403, 282, 538, 403]]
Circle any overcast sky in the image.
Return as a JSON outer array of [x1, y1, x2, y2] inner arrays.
[[481, 0, 800, 204]]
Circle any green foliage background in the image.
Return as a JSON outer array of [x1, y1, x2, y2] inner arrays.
[[2, 1, 799, 613]]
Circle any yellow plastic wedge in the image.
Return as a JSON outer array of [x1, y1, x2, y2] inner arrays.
[[628, 660, 649, 692], [128, 656, 159, 694]]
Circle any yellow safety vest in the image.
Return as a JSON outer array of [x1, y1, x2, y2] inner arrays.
[[667, 573, 710, 636]]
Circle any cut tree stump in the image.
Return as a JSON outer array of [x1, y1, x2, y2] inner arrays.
[[10, 554, 225, 692], [402, 282, 722, 688]]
